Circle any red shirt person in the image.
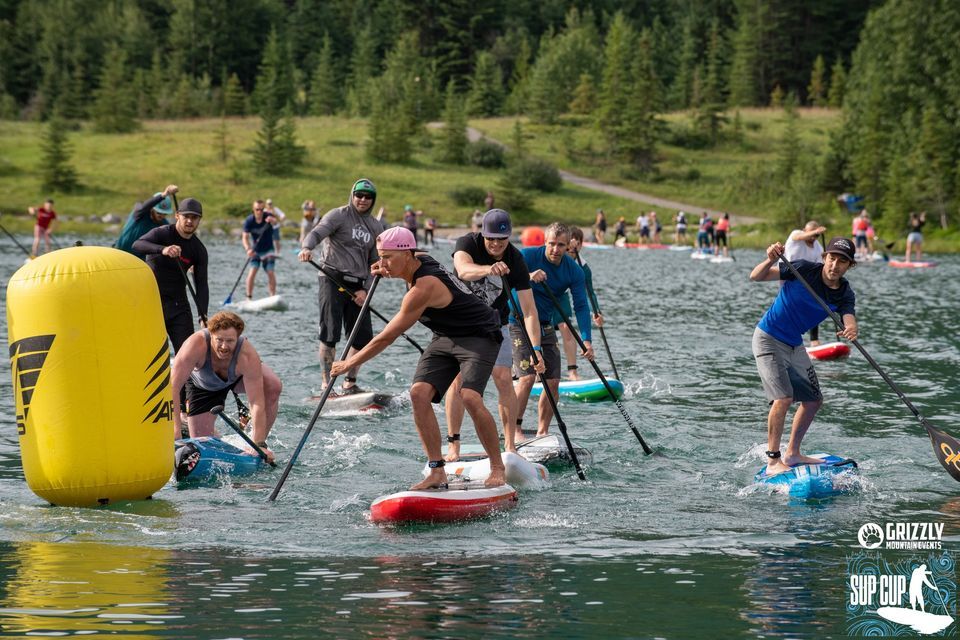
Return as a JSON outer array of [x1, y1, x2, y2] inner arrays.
[[29, 199, 57, 257]]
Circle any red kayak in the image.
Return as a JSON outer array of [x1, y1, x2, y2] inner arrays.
[[806, 342, 851, 361], [370, 482, 517, 524], [889, 260, 937, 269]]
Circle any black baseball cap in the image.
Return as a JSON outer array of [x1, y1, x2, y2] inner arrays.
[[824, 236, 855, 263], [481, 208, 512, 239], [177, 197, 203, 216]]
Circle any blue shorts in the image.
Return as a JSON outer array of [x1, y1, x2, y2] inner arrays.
[[251, 253, 276, 271]]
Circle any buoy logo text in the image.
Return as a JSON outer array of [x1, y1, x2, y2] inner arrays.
[[9, 335, 56, 436], [143, 340, 173, 424]]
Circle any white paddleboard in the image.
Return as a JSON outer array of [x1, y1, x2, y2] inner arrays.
[[424, 451, 549, 489], [226, 294, 289, 312]]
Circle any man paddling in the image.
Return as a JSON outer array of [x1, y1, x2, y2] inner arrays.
[[749, 237, 858, 476], [132, 197, 209, 353], [115, 185, 177, 259], [242, 199, 278, 300], [514, 222, 595, 439], [444, 208, 544, 461], [555, 226, 603, 381], [330, 227, 506, 489], [298, 178, 384, 395], [171, 311, 282, 462]]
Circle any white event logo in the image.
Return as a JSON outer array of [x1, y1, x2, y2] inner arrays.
[[858, 522, 943, 551], [850, 564, 954, 634]]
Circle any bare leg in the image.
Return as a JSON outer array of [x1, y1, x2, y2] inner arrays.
[[916, 242, 923, 262], [343, 346, 363, 389], [260, 363, 283, 434], [245, 266, 258, 298], [444, 374, 464, 461], [514, 374, 536, 439], [765, 397, 793, 475], [537, 378, 560, 435], [409, 381, 447, 490], [31, 227, 40, 257], [267, 270, 277, 296], [559, 324, 579, 380], [492, 366, 518, 452], [187, 413, 218, 438], [318, 343, 336, 388], [461, 388, 505, 487], [905, 239, 912, 262], [783, 398, 824, 466]]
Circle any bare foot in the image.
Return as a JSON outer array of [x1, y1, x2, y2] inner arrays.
[[536, 428, 549, 437], [784, 453, 824, 467], [504, 443, 518, 454], [444, 442, 460, 462], [567, 371, 580, 381], [484, 466, 506, 487], [765, 460, 792, 477], [410, 469, 448, 490], [810, 340, 822, 347]]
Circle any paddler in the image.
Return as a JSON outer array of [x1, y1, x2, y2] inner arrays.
[[298, 178, 384, 396], [555, 226, 603, 382], [749, 237, 858, 476], [242, 199, 279, 300], [132, 196, 209, 353], [513, 222, 595, 438], [114, 184, 177, 259], [330, 227, 506, 489], [444, 208, 545, 461], [170, 311, 282, 462]]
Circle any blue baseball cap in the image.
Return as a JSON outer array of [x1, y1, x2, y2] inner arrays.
[[481, 209, 512, 239]]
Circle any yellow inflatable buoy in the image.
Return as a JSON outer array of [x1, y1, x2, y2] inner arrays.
[[6, 247, 173, 506]]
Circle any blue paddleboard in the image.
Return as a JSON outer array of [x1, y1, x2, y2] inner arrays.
[[755, 454, 858, 499], [529, 377, 624, 402], [174, 437, 265, 484]]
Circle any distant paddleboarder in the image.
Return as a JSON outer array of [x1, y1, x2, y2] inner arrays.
[[115, 185, 177, 259], [749, 237, 858, 476], [784, 220, 827, 346], [330, 227, 506, 490]]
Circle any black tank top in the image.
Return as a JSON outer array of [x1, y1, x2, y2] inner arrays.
[[412, 255, 501, 339]]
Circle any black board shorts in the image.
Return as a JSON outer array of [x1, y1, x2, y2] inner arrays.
[[317, 276, 373, 349], [185, 376, 244, 417], [413, 334, 500, 403]]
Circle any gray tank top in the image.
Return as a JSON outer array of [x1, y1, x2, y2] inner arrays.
[[189, 330, 245, 391]]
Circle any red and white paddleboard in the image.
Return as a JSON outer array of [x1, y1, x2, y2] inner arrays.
[[806, 341, 851, 361], [889, 260, 937, 269], [369, 482, 518, 524]]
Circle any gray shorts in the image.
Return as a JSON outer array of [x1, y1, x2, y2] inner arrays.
[[511, 323, 561, 380], [495, 324, 512, 368], [413, 334, 501, 403], [752, 327, 822, 403], [908, 231, 923, 244]]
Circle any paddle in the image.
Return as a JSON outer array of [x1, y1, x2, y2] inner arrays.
[[777, 252, 960, 482], [269, 275, 381, 501], [0, 219, 32, 258], [223, 258, 252, 306], [537, 282, 652, 455], [174, 255, 208, 325], [307, 258, 424, 354], [507, 295, 586, 480], [574, 255, 621, 381], [209, 405, 276, 467]]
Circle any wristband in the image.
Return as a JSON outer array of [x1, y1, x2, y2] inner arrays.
[[532, 346, 542, 352]]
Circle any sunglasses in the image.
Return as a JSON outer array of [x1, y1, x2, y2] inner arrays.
[[254, 208, 264, 212], [353, 192, 374, 201]]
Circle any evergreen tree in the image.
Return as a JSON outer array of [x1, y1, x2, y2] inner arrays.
[[132, 68, 154, 119], [827, 58, 846, 108], [596, 13, 636, 152], [807, 54, 827, 106], [466, 51, 504, 117], [437, 82, 468, 164], [777, 94, 801, 183], [618, 29, 662, 173], [695, 20, 727, 145], [171, 74, 196, 119], [670, 19, 697, 109], [40, 109, 78, 192], [91, 44, 138, 133], [769, 84, 785, 107], [526, 11, 601, 124], [223, 72, 246, 116], [308, 34, 339, 116], [727, 0, 762, 107], [910, 105, 954, 228], [275, 107, 306, 170], [569, 73, 596, 115], [58, 62, 87, 121], [504, 36, 532, 115], [148, 51, 171, 118], [253, 103, 305, 175], [252, 28, 295, 116], [347, 24, 378, 117]]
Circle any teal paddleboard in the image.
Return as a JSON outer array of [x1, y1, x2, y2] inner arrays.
[[754, 454, 858, 499], [529, 377, 624, 402]]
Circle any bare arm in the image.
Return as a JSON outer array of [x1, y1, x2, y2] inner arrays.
[[750, 243, 785, 282], [171, 333, 206, 438], [838, 313, 858, 341], [791, 226, 826, 243], [236, 342, 268, 444], [453, 250, 505, 281]]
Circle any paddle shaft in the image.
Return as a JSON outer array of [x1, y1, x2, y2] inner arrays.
[[308, 259, 424, 354], [575, 254, 621, 381], [537, 282, 652, 454], [175, 257, 208, 324], [777, 254, 960, 481], [0, 220, 32, 257], [223, 258, 252, 305], [507, 295, 586, 480], [269, 275, 382, 501], [212, 406, 276, 467]]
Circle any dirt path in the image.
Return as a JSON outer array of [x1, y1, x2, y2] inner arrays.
[[461, 125, 759, 224]]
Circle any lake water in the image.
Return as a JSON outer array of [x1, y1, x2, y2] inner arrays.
[[1, 236, 958, 638]]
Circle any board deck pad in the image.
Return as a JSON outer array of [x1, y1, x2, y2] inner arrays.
[[754, 453, 859, 499]]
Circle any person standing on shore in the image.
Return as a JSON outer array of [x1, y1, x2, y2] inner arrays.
[[28, 199, 57, 257]]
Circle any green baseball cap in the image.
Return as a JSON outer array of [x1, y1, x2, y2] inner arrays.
[[352, 178, 376, 196]]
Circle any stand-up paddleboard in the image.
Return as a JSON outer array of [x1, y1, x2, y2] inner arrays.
[[889, 260, 937, 269], [529, 377, 624, 402], [806, 341, 851, 361], [225, 294, 289, 312], [755, 454, 858, 499], [709, 255, 734, 264], [669, 245, 693, 251], [425, 451, 549, 489], [622, 242, 669, 250], [174, 437, 265, 484], [304, 391, 395, 413], [369, 481, 518, 524], [691, 250, 713, 260], [458, 434, 593, 467], [582, 242, 615, 250]]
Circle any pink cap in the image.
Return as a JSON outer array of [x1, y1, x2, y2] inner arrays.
[[377, 227, 417, 250]]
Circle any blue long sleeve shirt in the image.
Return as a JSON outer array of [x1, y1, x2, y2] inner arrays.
[[513, 246, 592, 342]]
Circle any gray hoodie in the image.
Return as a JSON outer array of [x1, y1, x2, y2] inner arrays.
[[302, 186, 384, 287]]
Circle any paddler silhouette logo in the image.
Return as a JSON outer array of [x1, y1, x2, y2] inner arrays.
[[142, 339, 173, 423], [9, 334, 56, 436]]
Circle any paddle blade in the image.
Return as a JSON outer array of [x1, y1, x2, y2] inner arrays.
[[926, 423, 960, 482], [222, 294, 232, 306]]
